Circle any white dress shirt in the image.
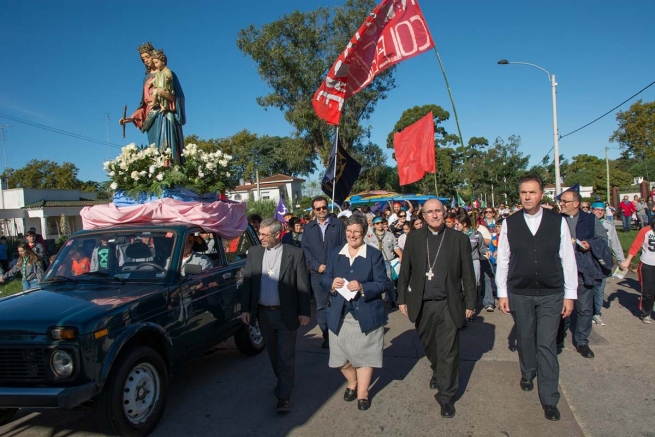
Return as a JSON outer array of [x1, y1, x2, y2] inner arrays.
[[495, 207, 578, 299]]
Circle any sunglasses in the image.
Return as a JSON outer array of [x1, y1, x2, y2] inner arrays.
[[399, 214, 406, 218], [314, 206, 328, 211], [485, 210, 493, 213]]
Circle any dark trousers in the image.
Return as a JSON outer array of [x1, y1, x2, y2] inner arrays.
[[310, 272, 329, 336], [557, 277, 594, 347], [639, 263, 655, 316], [257, 306, 298, 400], [415, 299, 459, 404], [509, 293, 563, 406], [622, 215, 631, 232]]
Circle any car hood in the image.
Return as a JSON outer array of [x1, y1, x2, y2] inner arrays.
[[0, 282, 168, 336]]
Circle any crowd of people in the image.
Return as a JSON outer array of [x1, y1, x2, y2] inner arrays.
[[0, 227, 48, 291], [240, 178, 654, 421]]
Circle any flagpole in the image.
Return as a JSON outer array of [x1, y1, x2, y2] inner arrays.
[[432, 45, 470, 185], [434, 173, 439, 197], [331, 126, 339, 214]]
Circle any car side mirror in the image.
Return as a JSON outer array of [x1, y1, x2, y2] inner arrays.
[[184, 264, 202, 276]]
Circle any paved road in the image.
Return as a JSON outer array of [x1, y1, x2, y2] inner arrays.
[[1, 273, 653, 437]]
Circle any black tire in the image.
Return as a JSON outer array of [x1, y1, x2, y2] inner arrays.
[[95, 346, 168, 437], [0, 408, 18, 426], [234, 320, 265, 356]]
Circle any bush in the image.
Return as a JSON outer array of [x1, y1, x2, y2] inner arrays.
[[245, 200, 281, 220]]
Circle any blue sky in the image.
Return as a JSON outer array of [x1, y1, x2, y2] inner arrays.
[[1, 0, 654, 184]]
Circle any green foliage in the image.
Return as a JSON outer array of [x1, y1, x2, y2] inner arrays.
[[610, 99, 655, 159], [236, 0, 396, 165], [1, 159, 82, 189], [245, 199, 283, 220]]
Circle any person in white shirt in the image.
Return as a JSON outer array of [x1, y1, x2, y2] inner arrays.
[[495, 174, 577, 422]]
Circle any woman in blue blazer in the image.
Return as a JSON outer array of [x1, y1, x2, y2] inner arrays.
[[322, 215, 389, 411]]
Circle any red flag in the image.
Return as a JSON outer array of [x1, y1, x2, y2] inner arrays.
[[394, 112, 435, 186], [312, 0, 435, 125]]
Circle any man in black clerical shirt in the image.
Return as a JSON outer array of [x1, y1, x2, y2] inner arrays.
[[397, 199, 476, 419]]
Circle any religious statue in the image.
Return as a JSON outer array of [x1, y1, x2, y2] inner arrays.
[[120, 43, 186, 165]]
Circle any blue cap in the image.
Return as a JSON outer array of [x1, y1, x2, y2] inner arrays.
[[591, 201, 605, 209], [372, 217, 383, 224]]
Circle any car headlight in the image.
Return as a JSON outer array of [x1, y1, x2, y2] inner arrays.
[[51, 350, 74, 378]]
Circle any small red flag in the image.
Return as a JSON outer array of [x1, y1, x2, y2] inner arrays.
[[312, 0, 435, 125], [394, 112, 435, 186]]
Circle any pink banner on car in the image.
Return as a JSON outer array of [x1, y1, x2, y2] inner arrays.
[[80, 198, 247, 240]]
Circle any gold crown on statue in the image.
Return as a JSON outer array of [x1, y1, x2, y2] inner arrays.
[[137, 41, 154, 54]]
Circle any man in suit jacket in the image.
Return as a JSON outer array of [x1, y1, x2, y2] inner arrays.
[[240, 218, 311, 413], [397, 199, 476, 418], [302, 196, 346, 348]]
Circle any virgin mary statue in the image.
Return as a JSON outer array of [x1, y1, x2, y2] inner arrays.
[[120, 43, 186, 165]]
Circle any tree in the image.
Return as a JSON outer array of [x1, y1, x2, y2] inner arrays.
[[236, 0, 396, 165], [483, 136, 530, 204], [610, 99, 655, 159], [1, 160, 82, 190]]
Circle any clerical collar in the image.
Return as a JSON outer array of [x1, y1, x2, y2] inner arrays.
[[428, 225, 445, 235], [266, 242, 282, 251]]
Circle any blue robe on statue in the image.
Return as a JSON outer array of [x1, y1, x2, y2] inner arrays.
[[144, 71, 186, 164]]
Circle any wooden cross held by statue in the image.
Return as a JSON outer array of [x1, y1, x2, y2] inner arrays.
[[122, 105, 127, 138]]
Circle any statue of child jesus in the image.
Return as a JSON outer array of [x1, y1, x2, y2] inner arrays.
[[149, 49, 175, 113]]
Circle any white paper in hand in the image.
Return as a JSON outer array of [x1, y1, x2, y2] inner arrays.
[[336, 280, 358, 301]]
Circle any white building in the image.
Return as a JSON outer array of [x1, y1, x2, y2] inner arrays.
[[0, 181, 107, 238], [544, 184, 594, 200], [225, 174, 305, 204]]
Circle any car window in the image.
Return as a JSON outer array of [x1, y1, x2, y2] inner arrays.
[[222, 230, 255, 264], [44, 230, 177, 282]]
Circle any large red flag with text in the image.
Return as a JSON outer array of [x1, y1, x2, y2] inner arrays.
[[312, 0, 435, 125], [394, 112, 435, 185]]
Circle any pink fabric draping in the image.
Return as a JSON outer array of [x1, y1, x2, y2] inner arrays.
[[81, 198, 247, 240]]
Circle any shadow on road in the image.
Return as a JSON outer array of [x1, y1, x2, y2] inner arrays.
[[607, 283, 643, 318], [457, 315, 496, 401]]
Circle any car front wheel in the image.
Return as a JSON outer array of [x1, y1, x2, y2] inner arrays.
[[95, 346, 168, 437], [234, 320, 265, 356]]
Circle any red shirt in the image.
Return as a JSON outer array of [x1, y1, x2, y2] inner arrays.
[[618, 200, 636, 216]]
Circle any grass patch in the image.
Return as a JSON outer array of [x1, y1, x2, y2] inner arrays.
[[0, 280, 24, 297], [616, 228, 641, 268]]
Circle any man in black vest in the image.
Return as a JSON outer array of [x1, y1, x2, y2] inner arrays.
[[397, 198, 476, 419], [496, 175, 578, 421], [556, 189, 607, 358]]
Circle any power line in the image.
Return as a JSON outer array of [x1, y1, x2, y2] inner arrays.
[[559, 79, 655, 139], [0, 112, 125, 149]]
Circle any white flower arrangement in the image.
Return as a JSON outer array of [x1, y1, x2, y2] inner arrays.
[[105, 143, 234, 199]]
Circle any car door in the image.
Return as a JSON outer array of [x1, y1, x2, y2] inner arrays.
[[217, 227, 257, 325]]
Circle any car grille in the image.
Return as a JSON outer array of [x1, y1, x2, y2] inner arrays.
[[0, 348, 47, 381]]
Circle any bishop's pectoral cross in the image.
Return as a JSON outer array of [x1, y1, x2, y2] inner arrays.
[[426, 268, 434, 280], [268, 269, 275, 276]]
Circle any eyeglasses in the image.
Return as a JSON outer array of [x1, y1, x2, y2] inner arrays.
[[346, 230, 363, 235], [559, 199, 575, 204], [485, 210, 494, 214], [423, 209, 444, 215], [581, 206, 589, 210], [398, 214, 406, 218], [258, 232, 278, 238], [314, 206, 328, 211]]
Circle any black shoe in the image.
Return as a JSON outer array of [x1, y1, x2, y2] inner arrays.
[[276, 399, 291, 413], [440, 402, 456, 418], [357, 399, 370, 411], [429, 376, 438, 390], [389, 302, 397, 309], [576, 344, 595, 358], [556, 343, 564, 355], [344, 387, 357, 402], [520, 377, 534, 392], [543, 405, 560, 421]]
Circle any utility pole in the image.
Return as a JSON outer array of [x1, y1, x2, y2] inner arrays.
[[105, 114, 111, 160], [0, 125, 10, 172], [606, 146, 610, 203]]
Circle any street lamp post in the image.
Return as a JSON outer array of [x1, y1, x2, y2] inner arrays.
[[497, 59, 561, 195]]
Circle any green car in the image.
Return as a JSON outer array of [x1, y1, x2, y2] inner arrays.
[[0, 224, 264, 436]]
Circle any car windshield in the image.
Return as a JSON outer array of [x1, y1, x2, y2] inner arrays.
[[43, 230, 177, 282]]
